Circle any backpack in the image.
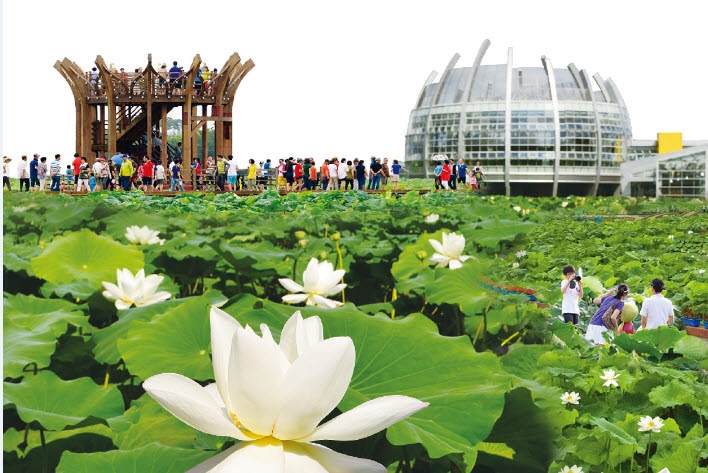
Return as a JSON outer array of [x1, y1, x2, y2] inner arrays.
[[601, 300, 622, 332]]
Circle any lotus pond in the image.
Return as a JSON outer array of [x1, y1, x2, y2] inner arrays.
[[3, 190, 708, 473]]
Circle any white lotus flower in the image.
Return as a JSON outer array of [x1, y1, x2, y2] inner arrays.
[[561, 201, 569, 208], [559, 466, 583, 473], [560, 391, 580, 405], [687, 230, 693, 235], [513, 205, 522, 212], [429, 232, 473, 270], [101, 268, 171, 310], [638, 415, 664, 433], [512, 262, 520, 269], [515, 250, 527, 259], [657, 468, 670, 473], [143, 308, 428, 473], [424, 213, 439, 224], [279, 258, 346, 309], [668, 234, 674, 239], [699, 269, 706, 274], [600, 369, 620, 387], [125, 225, 165, 245]]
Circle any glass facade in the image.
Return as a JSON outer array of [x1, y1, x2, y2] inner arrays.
[[658, 151, 707, 197], [405, 48, 634, 196]]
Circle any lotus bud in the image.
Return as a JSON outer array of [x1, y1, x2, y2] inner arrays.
[[330, 232, 341, 241], [294, 231, 307, 240]]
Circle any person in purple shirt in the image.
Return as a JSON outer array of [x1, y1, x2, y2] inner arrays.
[[585, 283, 629, 345]]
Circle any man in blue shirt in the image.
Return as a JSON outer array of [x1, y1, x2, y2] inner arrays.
[[111, 152, 124, 170], [169, 61, 182, 94], [29, 154, 40, 191]]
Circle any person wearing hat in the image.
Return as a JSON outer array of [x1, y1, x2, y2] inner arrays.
[[29, 154, 41, 191], [3, 156, 12, 191], [49, 154, 63, 192], [640, 278, 674, 330]]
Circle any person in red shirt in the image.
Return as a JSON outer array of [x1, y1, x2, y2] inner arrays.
[[140, 157, 155, 191], [294, 159, 304, 191], [440, 160, 451, 190], [72, 153, 82, 186]]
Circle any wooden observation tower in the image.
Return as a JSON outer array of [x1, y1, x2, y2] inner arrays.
[[54, 53, 254, 169]]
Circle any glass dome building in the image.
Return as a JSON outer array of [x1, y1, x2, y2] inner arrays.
[[405, 39, 633, 196]]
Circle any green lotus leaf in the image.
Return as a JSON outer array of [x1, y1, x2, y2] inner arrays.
[[649, 379, 708, 417], [91, 290, 226, 365], [3, 318, 58, 379], [3, 424, 114, 458], [3, 239, 42, 274], [613, 326, 684, 360], [4, 293, 90, 335], [30, 229, 144, 288], [221, 296, 511, 472], [426, 261, 493, 315], [117, 296, 216, 381], [56, 443, 213, 473], [461, 218, 535, 250], [3, 371, 124, 431], [110, 394, 226, 450], [672, 333, 708, 360], [391, 230, 441, 295], [40, 279, 101, 301]]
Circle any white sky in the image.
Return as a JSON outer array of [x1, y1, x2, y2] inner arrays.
[[2, 0, 707, 173]]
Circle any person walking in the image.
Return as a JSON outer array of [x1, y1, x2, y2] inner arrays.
[[170, 160, 185, 192], [640, 278, 674, 329], [3, 156, 12, 191]]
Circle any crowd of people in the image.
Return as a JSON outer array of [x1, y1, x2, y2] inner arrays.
[[433, 158, 485, 191], [560, 264, 675, 345], [88, 61, 219, 97], [3, 150, 490, 194]]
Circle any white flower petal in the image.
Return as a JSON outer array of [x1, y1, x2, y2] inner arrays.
[[193, 439, 285, 473], [302, 258, 322, 291], [279, 311, 303, 363], [282, 442, 330, 473], [311, 294, 343, 308], [445, 232, 465, 257], [448, 259, 463, 270], [297, 442, 386, 473], [228, 327, 288, 436], [101, 282, 122, 299], [114, 298, 132, 310], [282, 293, 310, 304], [279, 278, 305, 293], [459, 255, 473, 262], [429, 254, 450, 267], [185, 443, 241, 473], [295, 314, 325, 357], [320, 268, 346, 294], [428, 238, 444, 254], [273, 337, 355, 440], [300, 395, 428, 442], [142, 373, 252, 440], [135, 291, 171, 307], [323, 283, 347, 296], [210, 307, 242, 410]]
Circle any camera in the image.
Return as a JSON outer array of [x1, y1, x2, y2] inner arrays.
[[569, 275, 581, 289]]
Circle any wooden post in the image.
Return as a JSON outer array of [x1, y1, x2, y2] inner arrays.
[[161, 104, 167, 162], [201, 104, 208, 162]]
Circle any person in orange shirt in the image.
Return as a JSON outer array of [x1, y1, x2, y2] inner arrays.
[[320, 159, 330, 191]]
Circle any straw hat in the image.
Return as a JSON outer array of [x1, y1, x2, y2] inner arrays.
[[3, 156, 11, 162]]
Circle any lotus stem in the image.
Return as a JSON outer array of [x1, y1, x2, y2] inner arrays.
[[103, 366, 110, 389]]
